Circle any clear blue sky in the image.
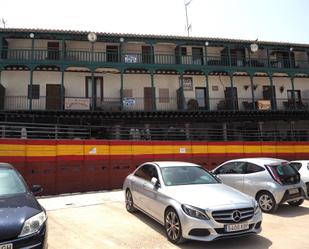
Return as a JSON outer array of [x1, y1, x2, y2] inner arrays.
[[1, 0, 309, 44]]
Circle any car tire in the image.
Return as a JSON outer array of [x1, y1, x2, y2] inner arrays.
[[257, 192, 278, 213], [288, 199, 304, 206], [125, 189, 136, 213], [164, 208, 185, 244]]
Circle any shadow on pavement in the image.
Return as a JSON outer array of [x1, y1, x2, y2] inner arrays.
[[132, 211, 272, 249], [273, 203, 309, 218]]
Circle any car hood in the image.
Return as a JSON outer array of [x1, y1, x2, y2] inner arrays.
[[162, 183, 255, 210], [0, 193, 43, 241]]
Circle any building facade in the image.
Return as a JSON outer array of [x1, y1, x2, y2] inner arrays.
[[0, 28, 309, 141]]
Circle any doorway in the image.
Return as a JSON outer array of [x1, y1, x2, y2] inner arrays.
[[85, 77, 103, 108], [47, 42, 60, 60], [46, 84, 62, 110], [195, 87, 207, 109], [144, 87, 154, 111]]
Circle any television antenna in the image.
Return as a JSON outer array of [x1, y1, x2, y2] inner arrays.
[[1, 18, 7, 28], [184, 0, 193, 36]]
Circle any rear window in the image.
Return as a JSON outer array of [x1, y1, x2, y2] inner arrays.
[[268, 164, 298, 176]]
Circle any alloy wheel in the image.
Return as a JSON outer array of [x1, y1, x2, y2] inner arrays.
[[125, 190, 135, 212], [165, 210, 180, 241], [259, 194, 274, 211]]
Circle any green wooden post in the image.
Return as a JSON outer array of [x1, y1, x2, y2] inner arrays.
[[31, 36, 35, 61], [180, 71, 185, 110], [29, 69, 33, 110], [228, 46, 232, 66], [266, 48, 270, 67], [288, 49, 292, 68], [91, 69, 95, 111], [205, 72, 210, 110], [204, 44, 208, 66], [269, 75, 276, 110], [230, 74, 235, 110], [60, 67, 65, 110], [250, 74, 256, 110], [248, 48, 251, 67], [120, 69, 124, 111], [61, 38, 65, 61], [291, 76, 296, 109], [150, 71, 156, 111]]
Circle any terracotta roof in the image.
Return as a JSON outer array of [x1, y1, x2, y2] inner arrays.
[[1, 27, 309, 48]]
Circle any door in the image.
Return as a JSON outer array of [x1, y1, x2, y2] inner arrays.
[[85, 77, 103, 109], [225, 87, 238, 110], [243, 162, 266, 197], [46, 84, 61, 110], [214, 161, 246, 192], [142, 46, 151, 64], [263, 85, 276, 109], [144, 87, 154, 111], [192, 47, 203, 65], [47, 42, 60, 60], [195, 87, 207, 109]]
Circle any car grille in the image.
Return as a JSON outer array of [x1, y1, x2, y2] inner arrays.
[[306, 182, 309, 196], [212, 207, 254, 224]]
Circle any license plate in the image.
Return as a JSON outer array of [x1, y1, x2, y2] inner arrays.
[[289, 188, 299, 195], [0, 244, 13, 249], [225, 223, 249, 232]]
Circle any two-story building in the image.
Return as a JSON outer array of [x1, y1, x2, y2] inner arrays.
[[0, 28, 309, 141]]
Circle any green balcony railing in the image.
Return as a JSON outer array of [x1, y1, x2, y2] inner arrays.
[[1, 48, 309, 69]]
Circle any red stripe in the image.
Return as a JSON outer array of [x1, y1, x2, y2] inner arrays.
[[26, 140, 57, 145], [0, 139, 26, 144]]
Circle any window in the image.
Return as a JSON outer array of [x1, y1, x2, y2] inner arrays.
[[159, 88, 169, 103], [106, 45, 119, 62], [215, 162, 246, 174], [246, 163, 265, 174], [289, 162, 302, 171], [28, 84, 40, 99], [134, 165, 158, 181]]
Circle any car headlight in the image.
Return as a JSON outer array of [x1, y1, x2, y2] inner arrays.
[[254, 201, 260, 215], [181, 204, 210, 220], [19, 211, 47, 237]]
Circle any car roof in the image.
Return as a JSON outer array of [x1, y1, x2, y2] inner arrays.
[[150, 161, 200, 168], [222, 158, 288, 165], [0, 163, 14, 169], [290, 160, 309, 163]]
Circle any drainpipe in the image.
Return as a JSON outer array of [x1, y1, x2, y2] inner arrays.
[[60, 67, 65, 110], [150, 70, 156, 111]]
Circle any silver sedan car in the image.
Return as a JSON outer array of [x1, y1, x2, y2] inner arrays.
[[213, 158, 306, 213], [123, 161, 262, 244]]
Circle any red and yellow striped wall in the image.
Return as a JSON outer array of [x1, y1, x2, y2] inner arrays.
[[1, 139, 309, 195]]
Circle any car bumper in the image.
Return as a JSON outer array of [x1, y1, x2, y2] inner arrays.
[[179, 210, 262, 241], [0, 222, 48, 249], [270, 184, 306, 204]]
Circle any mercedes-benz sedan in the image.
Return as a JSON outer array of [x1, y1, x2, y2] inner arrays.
[[123, 161, 262, 244], [0, 163, 48, 249]]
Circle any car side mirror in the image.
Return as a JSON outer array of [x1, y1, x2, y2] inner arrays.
[[151, 177, 160, 188], [32, 185, 43, 195]]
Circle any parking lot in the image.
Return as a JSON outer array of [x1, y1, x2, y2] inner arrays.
[[39, 190, 309, 249]]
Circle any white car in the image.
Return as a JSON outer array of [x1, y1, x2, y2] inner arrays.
[[290, 160, 309, 198]]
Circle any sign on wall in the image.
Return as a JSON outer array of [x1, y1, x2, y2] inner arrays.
[[124, 54, 138, 63], [123, 97, 136, 107], [180, 77, 193, 91], [65, 98, 90, 110]]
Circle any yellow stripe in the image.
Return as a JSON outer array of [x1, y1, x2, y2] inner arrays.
[[244, 145, 262, 154], [191, 145, 208, 154], [57, 145, 84, 156], [207, 146, 226, 154], [225, 145, 243, 153]]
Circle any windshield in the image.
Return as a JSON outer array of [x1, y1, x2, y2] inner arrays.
[[0, 168, 27, 196], [161, 166, 219, 186]]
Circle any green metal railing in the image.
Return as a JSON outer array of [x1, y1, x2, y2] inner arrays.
[[1, 49, 309, 69]]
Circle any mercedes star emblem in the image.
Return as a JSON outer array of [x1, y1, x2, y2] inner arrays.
[[232, 210, 241, 222]]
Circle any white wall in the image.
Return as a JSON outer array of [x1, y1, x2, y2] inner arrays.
[[1, 70, 309, 111]]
